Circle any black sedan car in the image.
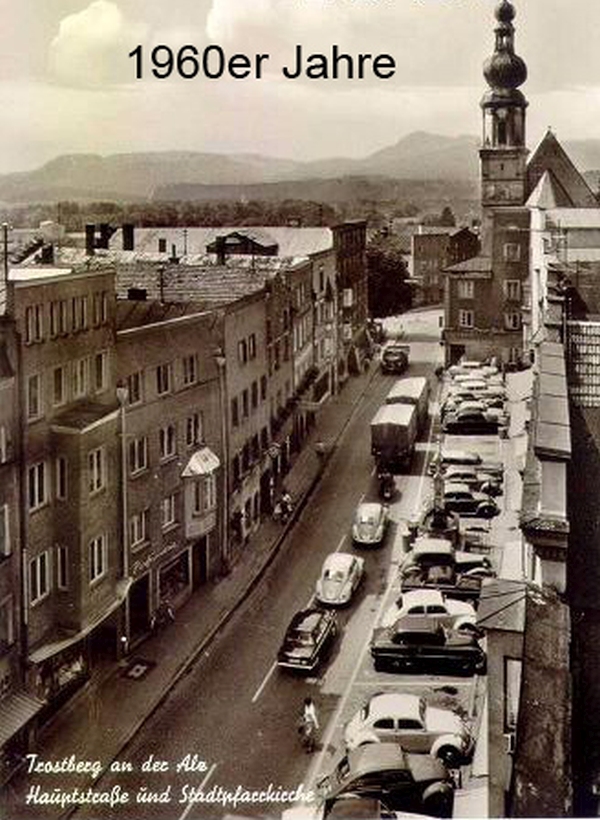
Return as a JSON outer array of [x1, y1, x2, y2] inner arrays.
[[316, 743, 454, 818], [277, 608, 338, 672], [370, 615, 487, 677]]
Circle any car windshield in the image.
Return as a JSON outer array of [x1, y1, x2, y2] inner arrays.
[[358, 514, 376, 525], [289, 630, 314, 647], [325, 569, 346, 581]]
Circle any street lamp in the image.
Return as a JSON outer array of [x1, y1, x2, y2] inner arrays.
[[116, 381, 130, 655]]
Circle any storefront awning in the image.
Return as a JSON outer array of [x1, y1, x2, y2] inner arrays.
[[0, 690, 46, 746], [29, 578, 132, 664], [181, 446, 220, 477]]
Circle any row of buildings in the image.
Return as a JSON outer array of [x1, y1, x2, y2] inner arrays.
[[0, 219, 369, 782], [441, 1, 600, 815]]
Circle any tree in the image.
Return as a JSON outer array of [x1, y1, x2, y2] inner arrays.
[[366, 234, 413, 317]]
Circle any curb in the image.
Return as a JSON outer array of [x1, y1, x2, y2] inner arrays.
[[58, 367, 378, 818]]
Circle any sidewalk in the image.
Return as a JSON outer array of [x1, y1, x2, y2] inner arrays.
[[1, 366, 378, 820]]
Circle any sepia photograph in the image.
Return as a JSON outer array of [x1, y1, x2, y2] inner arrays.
[[0, 0, 599, 818]]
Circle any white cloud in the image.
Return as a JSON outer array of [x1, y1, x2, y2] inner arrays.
[[48, 1, 146, 87]]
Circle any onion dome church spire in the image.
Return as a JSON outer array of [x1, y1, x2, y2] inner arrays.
[[479, 0, 529, 250], [481, 0, 528, 149]]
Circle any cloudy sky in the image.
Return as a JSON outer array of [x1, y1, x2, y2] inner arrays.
[[2, 0, 600, 173]]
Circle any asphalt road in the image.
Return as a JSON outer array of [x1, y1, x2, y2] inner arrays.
[[71, 314, 467, 820]]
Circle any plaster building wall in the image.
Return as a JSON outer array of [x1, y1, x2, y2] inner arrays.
[[116, 308, 223, 634], [224, 293, 270, 551]]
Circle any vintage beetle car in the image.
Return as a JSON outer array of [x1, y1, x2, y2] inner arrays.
[[277, 608, 338, 672], [344, 692, 474, 767], [443, 483, 500, 518], [352, 502, 389, 546], [380, 588, 477, 631], [370, 615, 487, 677], [316, 552, 365, 606], [443, 467, 503, 496], [317, 743, 454, 818]]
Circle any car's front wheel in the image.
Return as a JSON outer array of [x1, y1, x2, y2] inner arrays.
[[436, 744, 462, 769]]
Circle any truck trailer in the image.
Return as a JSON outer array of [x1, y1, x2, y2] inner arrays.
[[385, 376, 430, 433], [371, 403, 418, 472]]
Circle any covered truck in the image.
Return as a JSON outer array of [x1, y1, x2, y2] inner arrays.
[[385, 376, 430, 432], [371, 403, 418, 471]]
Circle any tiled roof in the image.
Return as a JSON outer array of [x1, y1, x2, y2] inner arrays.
[[445, 255, 492, 274]]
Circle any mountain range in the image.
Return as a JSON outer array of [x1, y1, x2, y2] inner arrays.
[[1, 132, 599, 204]]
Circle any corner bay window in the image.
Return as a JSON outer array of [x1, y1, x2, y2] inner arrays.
[[194, 474, 217, 515]]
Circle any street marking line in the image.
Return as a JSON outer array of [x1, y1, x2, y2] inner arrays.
[[335, 534, 347, 553], [252, 661, 278, 703], [358, 492, 365, 504], [305, 539, 404, 786], [178, 762, 217, 820]]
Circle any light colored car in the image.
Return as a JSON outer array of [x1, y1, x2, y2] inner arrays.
[[344, 692, 475, 767], [352, 502, 388, 546], [380, 588, 477, 630], [316, 552, 365, 606], [428, 448, 482, 475]]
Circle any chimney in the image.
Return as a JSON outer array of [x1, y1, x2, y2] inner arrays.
[[98, 223, 111, 249], [215, 236, 227, 266], [122, 223, 135, 251], [85, 224, 96, 256]]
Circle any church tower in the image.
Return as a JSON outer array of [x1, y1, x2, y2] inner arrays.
[[480, 0, 528, 250]]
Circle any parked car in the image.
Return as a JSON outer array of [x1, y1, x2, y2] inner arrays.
[[380, 588, 477, 630], [370, 615, 487, 677], [317, 743, 454, 818], [282, 794, 425, 820], [443, 483, 500, 518], [352, 502, 389, 546], [443, 409, 499, 435], [443, 467, 503, 496], [344, 692, 475, 767], [277, 608, 338, 672], [316, 553, 365, 606], [428, 449, 482, 475]]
